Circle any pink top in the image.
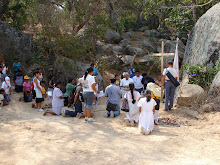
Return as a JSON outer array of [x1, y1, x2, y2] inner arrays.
[[23, 81, 31, 92]]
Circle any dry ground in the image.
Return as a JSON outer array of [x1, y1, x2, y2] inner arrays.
[[0, 92, 220, 165]]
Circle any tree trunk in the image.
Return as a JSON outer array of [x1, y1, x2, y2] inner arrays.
[[107, 0, 118, 31], [192, 0, 197, 23]]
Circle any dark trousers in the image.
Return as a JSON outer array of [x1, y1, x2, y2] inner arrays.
[[154, 98, 160, 110], [64, 97, 68, 106], [165, 80, 176, 110], [15, 85, 23, 92], [65, 102, 82, 117], [24, 91, 31, 102]]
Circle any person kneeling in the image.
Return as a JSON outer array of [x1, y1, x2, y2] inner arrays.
[[137, 90, 157, 135], [104, 78, 122, 118]]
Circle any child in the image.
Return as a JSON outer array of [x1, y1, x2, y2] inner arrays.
[[1, 76, 11, 103], [147, 83, 161, 124], [44, 82, 64, 116], [33, 71, 43, 112], [137, 90, 157, 135], [41, 81, 46, 108], [23, 75, 32, 102]]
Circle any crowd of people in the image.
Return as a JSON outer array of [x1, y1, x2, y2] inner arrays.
[[0, 58, 178, 136]]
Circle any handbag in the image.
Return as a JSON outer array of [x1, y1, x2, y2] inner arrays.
[[106, 101, 117, 112], [121, 93, 129, 112], [166, 70, 180, 87]]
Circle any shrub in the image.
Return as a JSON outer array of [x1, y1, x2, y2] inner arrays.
[[183, 64, 220, 91]]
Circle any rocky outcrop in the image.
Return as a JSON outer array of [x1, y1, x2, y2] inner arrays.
[[184, 3, 220, 68], [177, 84, 205, 106], [104, 30, 123, 44], [209, 71, 220, 94], [0, 21, 36, 67]]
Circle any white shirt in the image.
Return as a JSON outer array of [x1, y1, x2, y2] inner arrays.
[[120, 78, 134, 90], [82, 74, 96, 92], [52, 87, 64, 107], [2, 67, 6, 74], [137, 98, 157, 112], [34, 77, 42, 98], [163, 67, 178, 80], [132, 76, 143, 89], [1, 81, 11, 94]]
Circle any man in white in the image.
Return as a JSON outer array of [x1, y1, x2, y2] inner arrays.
[[162, 61, 178, 111], [120, 72, 133, 98], [132, 70, 143, 94]]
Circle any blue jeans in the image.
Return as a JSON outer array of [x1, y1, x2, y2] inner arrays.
[[135, 88, 143, 94], [5, 94, 11, 102], [83, 92, 94, 110], [106, 105, 120, 117], [64, 102, 82, 117]]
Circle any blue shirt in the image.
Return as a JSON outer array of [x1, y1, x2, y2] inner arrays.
[[13, 62, 21, 72], [130, 67, 135, 78], [93, 68, 98, 77], [105, 84, 122, 105]]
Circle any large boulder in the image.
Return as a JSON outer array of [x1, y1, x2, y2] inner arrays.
[[209, 71, 220, 94], [164, 40, 185, 59], [178, 84, 205, 106], [119, 39, 131, 47], [144, 30, 160, 38], [0, 21, 36, 67], [184, 3, 220, 68], [142, 39, 158, 53], [124, 45, 146, 56], [104, 30, 123, 44]]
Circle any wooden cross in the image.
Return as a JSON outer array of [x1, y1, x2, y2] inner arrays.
[[148, 41, 175, 101]]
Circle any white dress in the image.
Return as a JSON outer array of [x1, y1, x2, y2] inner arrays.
[[52, 87, 64, 115], [125, 91, 141, 122], [34, 77, 42, 98], [137, 98, 157, 132]]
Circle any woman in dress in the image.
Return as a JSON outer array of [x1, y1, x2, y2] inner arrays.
[[124, 83, 141, 127], [137, 90, 157, 135], [82, 67, 99, 123], [44, 82, 64, 116]]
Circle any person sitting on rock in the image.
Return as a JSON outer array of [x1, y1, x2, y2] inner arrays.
[[105, 78, 122, 118], [13, 69, 24, 93]]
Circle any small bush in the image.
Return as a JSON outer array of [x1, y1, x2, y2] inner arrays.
[[183, 64, 220, 91]]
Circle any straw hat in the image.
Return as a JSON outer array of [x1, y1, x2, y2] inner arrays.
[[24, 75, 30, 80]]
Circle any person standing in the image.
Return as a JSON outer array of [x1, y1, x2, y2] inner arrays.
[[132, 70, 143, 93], [91, 63, 98, 77], [162, 61, 178, 111], [127, 64, 135, 78], [48, 74, 55, 93], [1, 61, 8, 82], [37, 68, 43, 81], [124, 83, 141, 127], [104, 78, 122, 118], [12, 58, 21, 73], [82, 67, 99, 123], [137, 90, 156, 135], [13, 70, 24, 92], [33, 71, 43, 112], [120, 72, 133, 98]]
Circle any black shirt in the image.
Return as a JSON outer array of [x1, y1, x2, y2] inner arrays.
[[141, 76, 155, 89]]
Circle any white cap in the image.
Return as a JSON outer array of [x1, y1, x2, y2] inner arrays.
[[5, 76, 10, 82], [123, 72, 129, 76]]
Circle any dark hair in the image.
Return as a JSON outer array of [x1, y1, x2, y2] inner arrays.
[[55, 81, 62, 87], [0, 89, 4, 93], [34, 71, 39, 76], [110, 78, 116, 84], [115, 74, 118, 78], [142, 73, 147, 77], [68, 78, 73, 83], [49, 74, 54, 80], [145, 90, 152, 102], [40, 81, 45, 84], [91, 63, 94, 66], [136, 70, 140, 73], [84, 67, 93, 80], [168, 61, 173, 65], [15, 58, 19, 60], [129, 83, 136, 104], [17, 69, 22, 72]]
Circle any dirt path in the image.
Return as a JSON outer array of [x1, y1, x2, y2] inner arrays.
[[0, 92, 220, 165]]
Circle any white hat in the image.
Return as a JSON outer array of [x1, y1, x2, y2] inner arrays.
[[123, 72, 129, 76], [5, 76, 10, 82], [78, 78, 84, 85]]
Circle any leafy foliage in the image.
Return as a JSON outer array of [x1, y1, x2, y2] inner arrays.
[[183, 64, 220, 91]]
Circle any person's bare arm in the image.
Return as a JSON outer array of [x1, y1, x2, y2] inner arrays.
[[73, 93, 79, 105], [34, 79, 41, 91], [153, 106, 155, 114], [92, 83, 99, 94], [162, 75, 166, 89], [139, 107, 141, 113], [9, 87, 12, 95]]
